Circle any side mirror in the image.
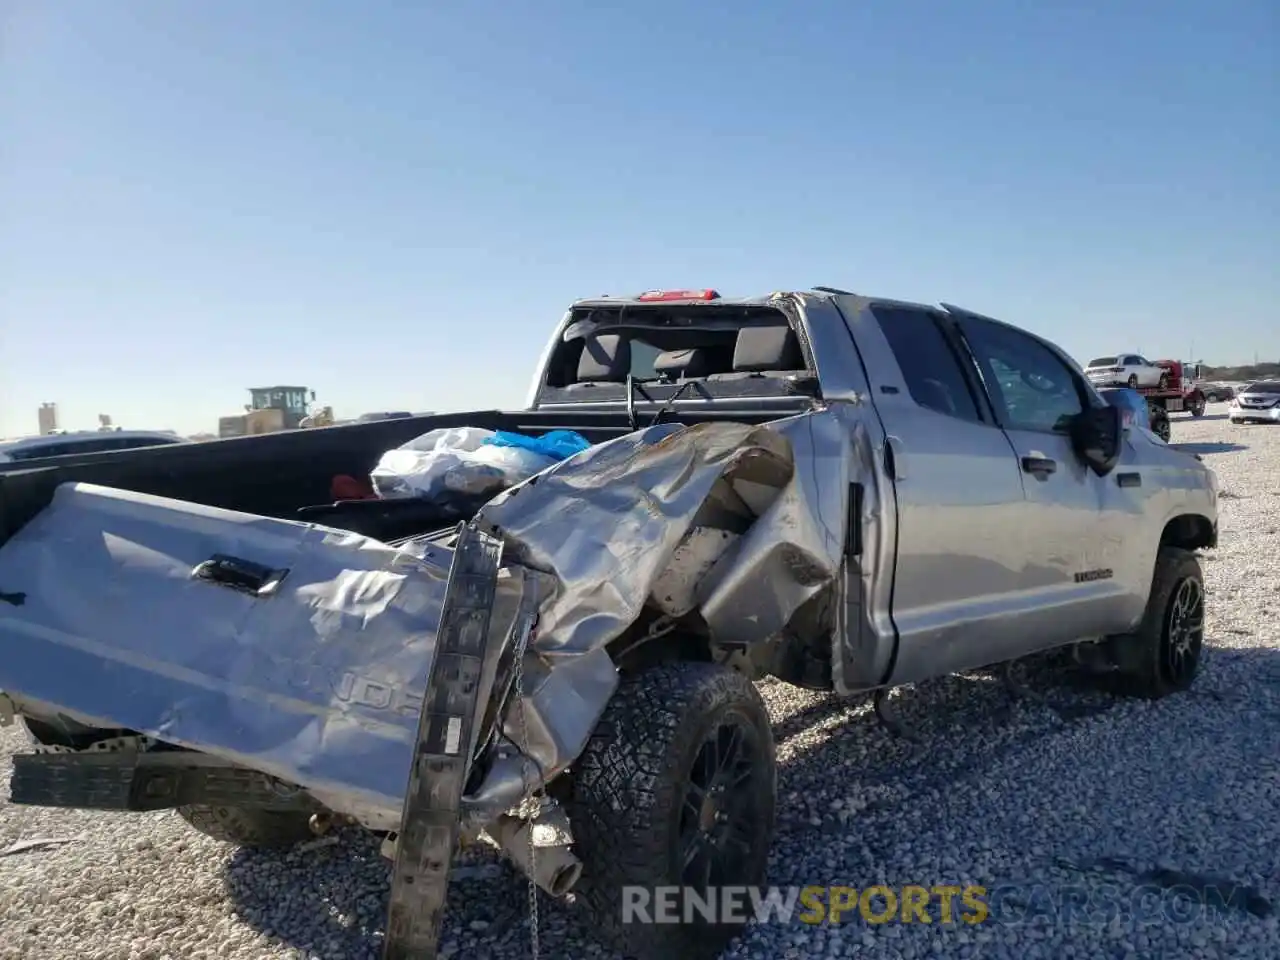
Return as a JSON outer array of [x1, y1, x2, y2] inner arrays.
[[1069, 404, 1123, 477]]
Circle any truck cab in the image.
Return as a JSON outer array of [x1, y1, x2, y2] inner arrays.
[[521, 290, 1217, 691]]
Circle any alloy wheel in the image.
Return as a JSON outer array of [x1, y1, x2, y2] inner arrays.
[[678, 715, 766, 891], [1163, 577, 1204, 686]]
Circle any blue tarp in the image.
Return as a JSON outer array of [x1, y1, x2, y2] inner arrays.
[[482, 429, 592, 462]]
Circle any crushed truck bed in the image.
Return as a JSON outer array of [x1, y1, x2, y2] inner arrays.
[[0, 416, 869, 827]]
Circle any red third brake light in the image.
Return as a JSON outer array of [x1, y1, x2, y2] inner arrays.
[[635, 289, 720, 302]]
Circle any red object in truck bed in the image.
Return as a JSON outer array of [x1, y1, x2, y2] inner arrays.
[[331, 474, 377, 500]]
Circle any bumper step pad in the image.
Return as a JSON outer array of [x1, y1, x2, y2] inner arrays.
[[9, 752, 316, 812]]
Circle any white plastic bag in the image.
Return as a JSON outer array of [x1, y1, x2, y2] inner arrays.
[[369, 427, 557, 501], [397, 426, 495, 455], [466, 443, 558, 477]]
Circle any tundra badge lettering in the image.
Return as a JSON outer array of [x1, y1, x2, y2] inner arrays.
[[334, 672, 424, 718], [1074, 568, 1114, 584]]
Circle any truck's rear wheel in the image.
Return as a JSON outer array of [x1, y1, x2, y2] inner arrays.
[[1158, 372, 1170, 389], [1127, 374, 1139, 388], [567, 661, 777, 960], [177, 805, 315, 849], [1111, 547, 1204, 698]]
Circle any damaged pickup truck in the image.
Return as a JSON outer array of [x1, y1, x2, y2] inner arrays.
[[0, 288, 1218, 959]]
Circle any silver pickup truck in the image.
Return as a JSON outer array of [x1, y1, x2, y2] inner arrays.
[[0, 288, 1217, 960]]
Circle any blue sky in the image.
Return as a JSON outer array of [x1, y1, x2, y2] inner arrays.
[[2, 1, 1276, 436]]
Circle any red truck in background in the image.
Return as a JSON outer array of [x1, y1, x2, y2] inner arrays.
[[1136, 360, 1207, 419]]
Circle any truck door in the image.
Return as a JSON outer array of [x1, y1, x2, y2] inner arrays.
[[945, 308, 1135, 642], [842, 302, 1031, 687]]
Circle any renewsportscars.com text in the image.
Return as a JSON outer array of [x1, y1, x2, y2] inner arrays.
[[622, 883, 1260, 927]]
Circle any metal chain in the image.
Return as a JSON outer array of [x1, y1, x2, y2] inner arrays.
[[510, 612, 544, 960]]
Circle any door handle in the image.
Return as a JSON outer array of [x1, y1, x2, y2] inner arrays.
[[1021, 455, 1057, 476], [191, 554, 289, 597], [885, 436, 907, 480], [1117, 472, 1141, 488]]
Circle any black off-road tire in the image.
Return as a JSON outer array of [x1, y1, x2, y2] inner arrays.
[[1157, 372, 1170, 390], [177, 804, 315, 849], [567, 661, 777, 960], [1151, 412, 1171, 443], [1127, 374, 1139, 388], [1110, 547, 1205, 698]]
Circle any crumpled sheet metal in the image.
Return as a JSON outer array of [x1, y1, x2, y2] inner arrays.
[[465, 411, 856, 814], [0, 482, 529, 830], [0, 412, 863, 830], [697, 412, 857, 645]]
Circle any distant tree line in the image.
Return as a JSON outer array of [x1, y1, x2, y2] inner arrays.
[[1199, 361, 1279, 382]]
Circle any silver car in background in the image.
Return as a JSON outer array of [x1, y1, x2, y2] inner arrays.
[[1228, 380, 1280, 424]]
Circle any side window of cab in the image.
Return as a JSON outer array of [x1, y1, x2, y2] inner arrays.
[[957, 317, 1086, 433], [871, 306, 984, 422]]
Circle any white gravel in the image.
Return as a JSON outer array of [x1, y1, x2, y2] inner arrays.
[[2, 407, 1278, 960]]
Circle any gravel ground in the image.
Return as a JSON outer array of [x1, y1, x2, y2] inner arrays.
[[2, 407, 1278, 960]]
